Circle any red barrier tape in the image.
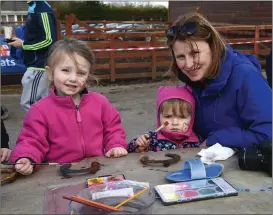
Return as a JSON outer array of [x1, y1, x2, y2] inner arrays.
[[92, 39, 272, 52]]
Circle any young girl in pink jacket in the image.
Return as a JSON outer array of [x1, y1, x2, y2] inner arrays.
[[10, 38, 128, 175]]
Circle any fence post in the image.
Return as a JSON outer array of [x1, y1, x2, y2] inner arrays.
[[65, 14, 75, 38], [53, 8, 62, 40], [254, 26, 260, 57], [103, 20, 107, 33], [151, 35, 157, 80], [109, 35, 116, 82]]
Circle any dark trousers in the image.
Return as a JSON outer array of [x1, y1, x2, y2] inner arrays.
[[1, 119, 9, 149]]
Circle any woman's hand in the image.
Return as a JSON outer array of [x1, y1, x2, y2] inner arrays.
[[0, 148, 12, 162], [14, 158, 34, 175], [105, 147, 128, 158]]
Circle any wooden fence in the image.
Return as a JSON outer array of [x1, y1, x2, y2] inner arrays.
[[62, 14, 272, 82], [1, 13, 272, 84]]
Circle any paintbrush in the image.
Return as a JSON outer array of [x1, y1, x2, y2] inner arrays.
[[63, 195, 122, 212], [2, 162, 78, 166], [136, 121, 169, 151], [114, 187, 149, 209], [154, 121, 169, 133], [145, 121, 169, 139]]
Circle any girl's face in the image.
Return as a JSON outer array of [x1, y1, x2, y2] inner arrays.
[[48, 52, 90, 100], [172, 40, 212, 82], [160, 108, 192, 133]]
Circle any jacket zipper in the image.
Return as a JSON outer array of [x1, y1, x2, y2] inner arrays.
[[75, 105, 82, 122], [213, 94, 220, 123], [75, 104, 86, 157]]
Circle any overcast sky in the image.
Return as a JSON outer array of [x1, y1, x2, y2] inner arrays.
[[149, 1, 168, 7]]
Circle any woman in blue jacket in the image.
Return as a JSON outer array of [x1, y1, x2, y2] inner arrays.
[[166, 12, 272, 149]]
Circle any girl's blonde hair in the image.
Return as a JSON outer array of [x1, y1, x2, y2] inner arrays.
[[166, 12, 227, 84], [46, 38, 98, 87], [160, 99, 192, 118]]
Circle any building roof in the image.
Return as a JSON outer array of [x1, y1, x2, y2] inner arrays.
[[1, 1, 28, 11]]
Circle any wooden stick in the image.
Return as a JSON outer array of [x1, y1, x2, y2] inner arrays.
[[2, 162, 79, 166], [2, 162, 59, 166], [114, 187, 149, 209], [64, 195, 122, 212], [74, 196, 120, 211], [63, 196, 112, 211]]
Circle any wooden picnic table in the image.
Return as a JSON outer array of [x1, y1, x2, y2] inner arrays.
[[1, 148, 271, 214]]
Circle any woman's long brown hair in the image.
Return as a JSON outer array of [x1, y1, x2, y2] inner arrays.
[[166, 12, 227, 84]]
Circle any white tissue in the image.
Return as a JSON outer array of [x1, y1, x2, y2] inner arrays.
[[197, 143, 235, 164]]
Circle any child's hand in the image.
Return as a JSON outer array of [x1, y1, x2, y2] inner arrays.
[[105, 147, 128, 158], [0, 148, 12, 162], [135, 134, 150, 151], [199, 140, 207, 148], [15, 158, 34, 175]]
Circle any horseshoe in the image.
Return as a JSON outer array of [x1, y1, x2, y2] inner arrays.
[[140, 153, 181, 167], [1, 167, 19, 185], [59, 161, 100, 178]]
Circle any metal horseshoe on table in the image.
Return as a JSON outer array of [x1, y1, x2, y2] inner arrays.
[[140, 153, 181, 167], [1, 167, 19, 185], [59, 161, 101, 178]]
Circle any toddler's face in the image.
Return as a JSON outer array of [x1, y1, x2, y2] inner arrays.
[[160, 108, 191, 133], [48, 52, 90, 98]]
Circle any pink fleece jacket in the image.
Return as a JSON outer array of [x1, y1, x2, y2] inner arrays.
[[156, 85, 199, 143], [10, 88, 128, 164]]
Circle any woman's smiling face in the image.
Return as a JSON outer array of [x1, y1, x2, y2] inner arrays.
[[172, 40, 212, 82]]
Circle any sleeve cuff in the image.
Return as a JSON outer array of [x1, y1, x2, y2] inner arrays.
[[11, 152, 40, 164], [206, 133, 217, 146]]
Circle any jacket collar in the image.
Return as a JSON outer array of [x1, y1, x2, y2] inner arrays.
[[192, 45, 234, 97], [49, 87, 89, 108]]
